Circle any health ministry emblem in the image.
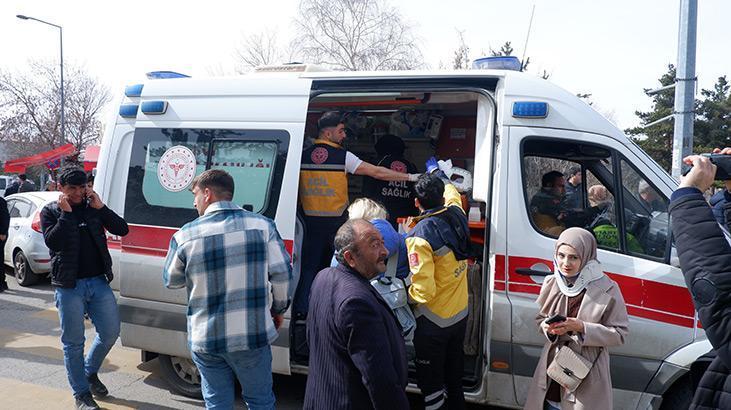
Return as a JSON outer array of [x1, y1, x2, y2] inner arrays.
[[158, 146, 197, 192]]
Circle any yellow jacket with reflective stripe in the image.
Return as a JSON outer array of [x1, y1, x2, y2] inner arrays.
[[299, 139, 349, 217], [406, 184, 469, 327]]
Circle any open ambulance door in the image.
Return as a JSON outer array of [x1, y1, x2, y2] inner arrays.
[[115, 76, 312, 389]]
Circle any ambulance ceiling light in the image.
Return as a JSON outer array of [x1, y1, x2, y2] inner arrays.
[[119, 103, 139, 118], [471, 56, 522, 71], [146, 71, 190, 80], [512, 101, 548, 118], [140, 100, 168, 115], [124, 84, 144, 97]]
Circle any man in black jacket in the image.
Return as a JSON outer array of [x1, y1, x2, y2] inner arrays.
[[669, 151, 731, 410], [40, 167, 129, 410], [0, 195, 9, 292]]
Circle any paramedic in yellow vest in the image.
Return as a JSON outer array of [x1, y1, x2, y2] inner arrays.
[[406, 173, 470, 410], [294, 111, 420, 319]]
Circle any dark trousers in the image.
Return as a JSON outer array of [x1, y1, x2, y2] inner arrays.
[[0, 239, 6, 286], [293, 215, 346, 316], [414, 316, 467, 410]]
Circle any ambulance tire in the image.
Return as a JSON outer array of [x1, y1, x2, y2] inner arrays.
[[158, 354, 203, 399], [659, 375, 692, 410]]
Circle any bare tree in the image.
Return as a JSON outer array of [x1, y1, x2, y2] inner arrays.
[[0, 60, 110, 157], [452, 30, 470, 70], [294, 0, 423, 71]]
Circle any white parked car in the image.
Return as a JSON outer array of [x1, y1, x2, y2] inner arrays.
[[3, 191, 60, 286]]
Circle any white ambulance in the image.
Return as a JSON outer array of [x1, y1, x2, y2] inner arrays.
[[95, 59, 705, 409]]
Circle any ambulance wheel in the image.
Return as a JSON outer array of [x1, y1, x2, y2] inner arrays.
[[158, 354, 202, 399], [659, 376, 692, 410]]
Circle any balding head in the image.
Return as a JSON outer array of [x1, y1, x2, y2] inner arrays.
[[334, 219, 388, 279]]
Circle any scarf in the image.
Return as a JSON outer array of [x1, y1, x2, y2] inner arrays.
[[553, 227, 605, 297]]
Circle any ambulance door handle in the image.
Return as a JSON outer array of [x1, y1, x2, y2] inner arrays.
[[515, 268, 551, 277]]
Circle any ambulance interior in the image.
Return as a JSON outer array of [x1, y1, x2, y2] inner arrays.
[[299, 91, 489, 387]]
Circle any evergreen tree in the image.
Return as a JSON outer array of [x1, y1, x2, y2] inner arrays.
[[626, 65, 681, 171], [695, 76, 731, 149]]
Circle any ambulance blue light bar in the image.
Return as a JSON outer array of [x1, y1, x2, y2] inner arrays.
[[471, 56, 522, 71], [119, 104, 139, 118], [124, 84, 144, 97], [140, 100, 168, 115], [512, 102, 548, 118], [146, 71, 190, 79]]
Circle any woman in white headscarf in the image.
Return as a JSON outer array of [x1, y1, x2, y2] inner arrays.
[[524, 227, 629, 410]]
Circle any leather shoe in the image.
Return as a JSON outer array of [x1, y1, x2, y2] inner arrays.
[[87, 373, 108, 397]]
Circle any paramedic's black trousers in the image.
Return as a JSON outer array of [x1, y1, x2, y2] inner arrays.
[[414, 315, 467, 410], [293, 215, 346, 316]]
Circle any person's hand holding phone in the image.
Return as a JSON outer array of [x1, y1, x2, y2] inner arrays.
[[549, 317, 585, 335], [58, 194, 72, 212], [86, 187, 104, 210]]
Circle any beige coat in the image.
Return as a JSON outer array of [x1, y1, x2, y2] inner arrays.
[[524, 274, 629, 410]]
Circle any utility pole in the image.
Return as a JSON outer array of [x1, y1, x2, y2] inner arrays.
[[671, 0, 698, 179]]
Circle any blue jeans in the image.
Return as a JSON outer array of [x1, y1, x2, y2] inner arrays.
[[191, 346, 275, 410], [55, 275, 120, 397]]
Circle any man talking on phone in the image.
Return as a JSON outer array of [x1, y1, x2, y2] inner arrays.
[[40, 167, 129, 410]]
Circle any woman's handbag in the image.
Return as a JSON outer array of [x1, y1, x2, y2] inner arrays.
[[547, 344, 601, 392], [370, 248, 416, 342]]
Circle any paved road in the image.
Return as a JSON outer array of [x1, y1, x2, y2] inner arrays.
[[0, 269, 496, 409]]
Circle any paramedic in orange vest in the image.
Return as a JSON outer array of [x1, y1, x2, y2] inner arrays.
[[294, 111, 420, 318]]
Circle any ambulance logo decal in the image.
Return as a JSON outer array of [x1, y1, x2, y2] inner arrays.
[[158, 145, 197, 192], [390, 160, 407, 173], [409, 252, 420, 267], [311, 147, 329, 164]]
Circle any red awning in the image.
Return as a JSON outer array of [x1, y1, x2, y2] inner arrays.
[[83, 145, 101, 171], [3, 143, 77, 173]]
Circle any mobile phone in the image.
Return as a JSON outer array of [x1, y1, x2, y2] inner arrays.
[[545, 314, 566, 325], [682, 153, 731, 180]]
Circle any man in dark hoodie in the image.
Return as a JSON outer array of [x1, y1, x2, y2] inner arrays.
[[40, 167, 129, 410], [669, 150, 731, 409]]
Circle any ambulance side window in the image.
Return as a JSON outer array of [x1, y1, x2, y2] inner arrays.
[[124, 128, 289, 228], [618, 159, 670, 260], [521, 138, 671, 263]]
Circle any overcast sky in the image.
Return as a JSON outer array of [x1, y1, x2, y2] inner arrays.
[[1, 0, 729, 130]]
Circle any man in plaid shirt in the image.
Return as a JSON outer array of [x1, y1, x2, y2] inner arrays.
[[163, 169, 292, 409]]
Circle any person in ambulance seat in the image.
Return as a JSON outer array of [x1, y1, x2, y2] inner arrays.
[[530, 171, 569, 236], [530, 171, 603, 237], [363, 134, 419, 228], [294, 112, 420, 324], [406, 173, 471, 410]]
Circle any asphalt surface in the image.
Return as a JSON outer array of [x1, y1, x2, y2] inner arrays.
[[0, 268, 495, 409]]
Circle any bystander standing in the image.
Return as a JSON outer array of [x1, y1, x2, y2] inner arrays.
[[40, 167, 129, 410], [163, 169, 292, 409], [304, 219, 409, 410]]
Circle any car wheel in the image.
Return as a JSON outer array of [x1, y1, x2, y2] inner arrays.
[[158, 354, 202, 399], [14, 250, 39, 286]]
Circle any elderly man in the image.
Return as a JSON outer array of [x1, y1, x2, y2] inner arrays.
[[304, 219, 409, 410]]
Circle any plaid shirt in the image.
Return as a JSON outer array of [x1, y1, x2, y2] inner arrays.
[[163, 201, 292, 353]]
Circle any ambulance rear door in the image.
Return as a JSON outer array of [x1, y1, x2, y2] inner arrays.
[[116, 75, 312, 377]]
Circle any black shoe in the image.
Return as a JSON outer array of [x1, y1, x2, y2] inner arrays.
[[87, 373, 109, 397], [0, 281, 8, 292], [75, 392, 100, 410]]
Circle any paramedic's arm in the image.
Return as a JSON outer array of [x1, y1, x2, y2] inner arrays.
[[354, 162, 418, 182], [40, 203, 73, 252], [338, 297, 410, 409], [162, 236, 186, 289], [443, 182, 464, 211], [267, 221, 293, 318], [406, 236, 437, 304]]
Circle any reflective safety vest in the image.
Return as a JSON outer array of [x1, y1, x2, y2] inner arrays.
[[299, 139, 349, 217]]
